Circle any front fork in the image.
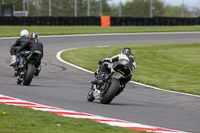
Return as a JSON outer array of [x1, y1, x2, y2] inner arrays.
[[92, 79, 111, 99], [17, 58, 26, 83]]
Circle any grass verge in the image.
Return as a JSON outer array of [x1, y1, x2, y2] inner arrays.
[[0, 103, 147, 133], [61, 43, 200, 95], [1, 25, 200, 37], [1, 26, 199, 132]]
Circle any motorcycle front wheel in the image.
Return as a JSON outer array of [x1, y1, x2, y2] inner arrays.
[[100, 78, 120, 104], [87, 86, 95, 102], [23, 64, 35, 85]]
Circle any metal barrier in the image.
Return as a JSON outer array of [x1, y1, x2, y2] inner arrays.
[[0, 16, 200, 26], [0, 16, 100, 26]]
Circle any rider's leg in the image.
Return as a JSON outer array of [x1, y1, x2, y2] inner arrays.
[[10, 55, 17, 66], [10, 47, 20, 66], [91, 63, 111, 85], [34, 60, 42, 76]]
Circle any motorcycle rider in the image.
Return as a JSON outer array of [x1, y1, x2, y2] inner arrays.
[[91, 48, 136, 87], [10, 29, 29, 66], [17, 33, 43, 76]]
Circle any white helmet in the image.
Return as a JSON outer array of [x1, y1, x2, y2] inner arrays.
[[20, 30, 29, 37]]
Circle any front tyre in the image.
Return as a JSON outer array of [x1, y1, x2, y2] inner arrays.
[[23, 64, 35, 85], [100, 78, 120, 104], [87, 86, 95, 102]]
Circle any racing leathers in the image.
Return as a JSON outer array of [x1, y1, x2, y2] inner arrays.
[[10, 36, 29, 65], [91, 53, 136, 85], [17, 39, 44, 75]]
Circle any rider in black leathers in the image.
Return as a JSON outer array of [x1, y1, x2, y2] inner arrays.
[[17, 33, 44, 76], [10, 30, 29, 66]]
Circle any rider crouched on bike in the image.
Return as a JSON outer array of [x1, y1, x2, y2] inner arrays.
[[17, 33, 44, 76], [91, 48, 136, 88], [10, 29, 29, 66]]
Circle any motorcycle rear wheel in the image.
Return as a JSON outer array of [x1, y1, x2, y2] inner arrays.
[[100, 78, 120, 104], [23, 64, 35, 85]]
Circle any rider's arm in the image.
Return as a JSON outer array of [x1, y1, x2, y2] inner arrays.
[[110, 55, 119, 62], [17, 40, 29, 53], [11, 38, 20, 47], [101, 54, 120, 63], [39, 42, 44, 58], [101, 57, 112, 63]]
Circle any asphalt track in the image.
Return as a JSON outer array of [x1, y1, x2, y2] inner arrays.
[[0, 32, 200, 133]]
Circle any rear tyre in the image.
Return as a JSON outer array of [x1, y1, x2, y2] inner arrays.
[[23, 64, 35, 85], [100, 78, 120, 104]]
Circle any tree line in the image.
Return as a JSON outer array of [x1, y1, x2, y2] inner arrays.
[[0, 0, 200, 17]]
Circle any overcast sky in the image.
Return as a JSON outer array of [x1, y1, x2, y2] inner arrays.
[[108, 0, 199, 9]]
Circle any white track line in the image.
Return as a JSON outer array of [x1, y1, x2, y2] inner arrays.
[[2, 32, 199, 98], [1, 31, 200, 40], [56, 48, 200, 98]]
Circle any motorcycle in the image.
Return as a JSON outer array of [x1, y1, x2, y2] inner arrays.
[[87, 59, 135, 104], [16, 50, 42, 85]]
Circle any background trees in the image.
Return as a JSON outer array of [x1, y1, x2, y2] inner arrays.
[[0, 0, 198, 17]]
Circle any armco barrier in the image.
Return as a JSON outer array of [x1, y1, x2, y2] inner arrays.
[[0, 16, 200, 26], [0, 16, 101, 26], [110, 17, 200, 26]]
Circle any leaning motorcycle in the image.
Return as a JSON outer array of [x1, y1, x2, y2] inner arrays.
[[87, 59, 135, 104], [16, 50, 41, 85]]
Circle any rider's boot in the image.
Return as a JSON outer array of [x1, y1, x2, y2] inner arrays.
[[34, 65, 42, 76], [91, 71, 105, 85], [10, 55, 17, 66]]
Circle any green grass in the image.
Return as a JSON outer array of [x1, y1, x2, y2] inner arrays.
[[1, 25, 200, 37], [61, 43, 200, 95], [1, 26, 199, 132], [0, 103, 147, 133]]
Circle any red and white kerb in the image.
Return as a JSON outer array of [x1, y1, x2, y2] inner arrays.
[[0, 94, 186, 133]]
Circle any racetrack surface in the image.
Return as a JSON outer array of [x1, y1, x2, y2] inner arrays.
[[0, 32, 200, 133]]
